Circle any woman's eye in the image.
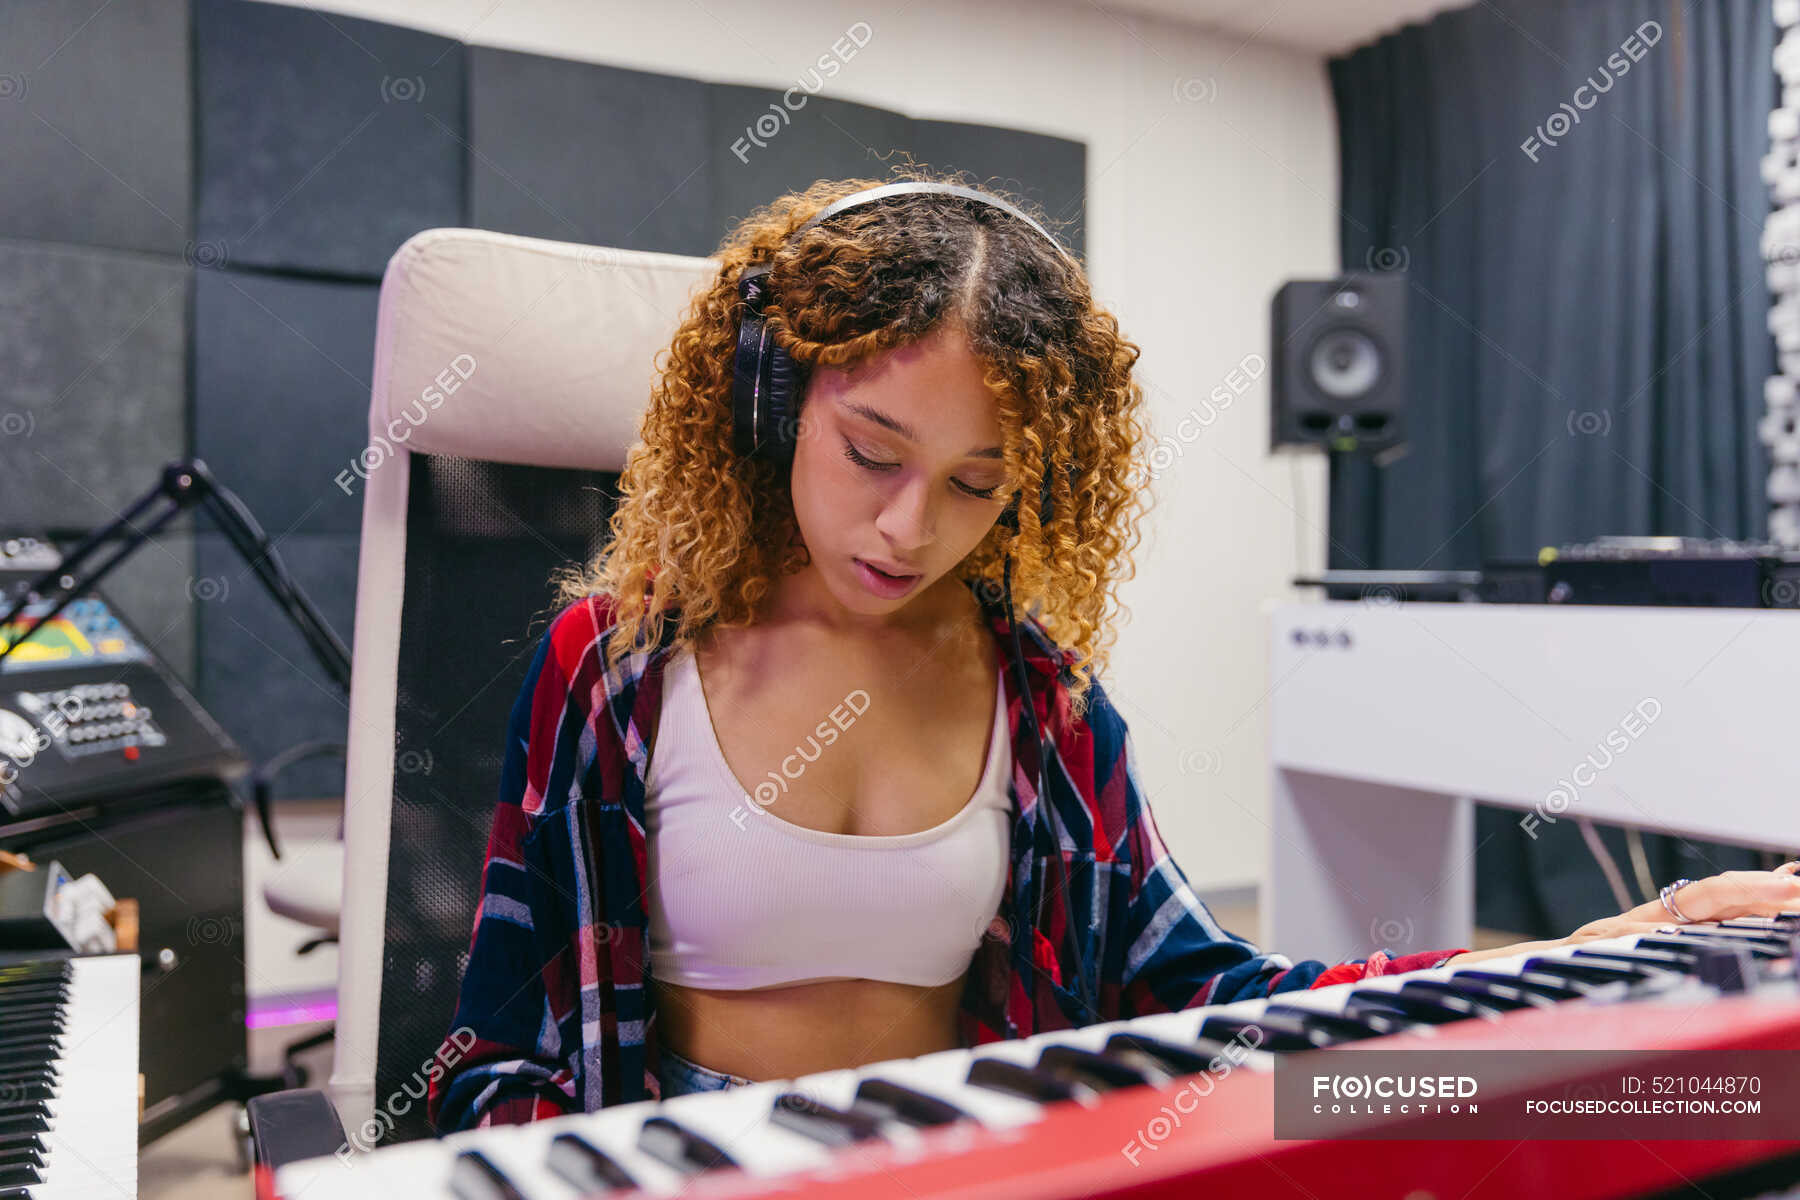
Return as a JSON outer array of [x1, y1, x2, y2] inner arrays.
[[841, 439, 1000, 499], [841, 440, 896, 472]]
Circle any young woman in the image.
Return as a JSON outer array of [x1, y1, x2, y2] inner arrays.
[[428, 174, 1800, 1130]]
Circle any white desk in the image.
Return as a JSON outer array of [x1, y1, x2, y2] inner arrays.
[[1264, 601, 1800, 964]]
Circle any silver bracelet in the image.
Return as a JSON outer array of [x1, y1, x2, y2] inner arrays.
[[1659, 878, 1697, 923]]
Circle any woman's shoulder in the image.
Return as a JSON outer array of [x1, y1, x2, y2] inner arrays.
[[538, 593, 615, 669], [532, 591, 681, 701]]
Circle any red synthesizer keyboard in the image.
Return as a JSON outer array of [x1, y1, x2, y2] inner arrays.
[[268, 918, 1800, 1200]]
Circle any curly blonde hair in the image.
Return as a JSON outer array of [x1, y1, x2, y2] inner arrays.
[[551, 168, 1151, 719]]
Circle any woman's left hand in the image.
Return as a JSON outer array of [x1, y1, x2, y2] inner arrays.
[[1618, 861, 1800, 925]]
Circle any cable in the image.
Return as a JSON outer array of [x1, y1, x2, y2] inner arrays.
[[1575, 817, 1636, 913], [1290, 455, 1310, 577], [1625, 827, 1657, 905]]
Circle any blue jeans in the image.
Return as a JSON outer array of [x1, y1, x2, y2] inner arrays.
[[657, 1044, 754, 1097]]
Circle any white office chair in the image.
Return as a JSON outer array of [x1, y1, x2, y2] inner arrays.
[[247, 228, 718, 1166]]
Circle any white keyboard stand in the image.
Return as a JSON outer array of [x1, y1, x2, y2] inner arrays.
[[1266, 602, 1800, 963]]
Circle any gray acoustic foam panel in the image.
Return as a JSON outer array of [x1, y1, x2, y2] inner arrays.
[[0, 241, 189, 530], [708, 85, 914, 238], [0, 0, 192, 256], [59, 531, 200, 691], [910, 118, 1087, 260], [193, 0, 466, 278], [193, 268, 379, 537], [469, 48, 713, 255], [193, 529, 357, 800]]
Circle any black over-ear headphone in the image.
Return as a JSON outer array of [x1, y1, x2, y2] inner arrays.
[[728, 181, 1099, 1020], [730, 181, 1073, 533]]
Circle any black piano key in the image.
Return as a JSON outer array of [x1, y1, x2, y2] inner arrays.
[[0, 1093, 49, 1112], [1518, 956, 1657, 985], [637, 1114, 739, 1174], [1689, 944, 1758, 992], [0, 1107, 50, 1131], [0, 973, 62, 993], [1199, 1012, 1347, 1052], [1571, 947, 1701, 976], [1652, 926, 1790, 950], [1600, 938, 1712, 959], [1345, 988, 1494, 1026], [0, 1057, 56, 1079], [1037, 1043, 1160, 1090], [0, 1059, 55, 1078], [1181, 1034, 1268, 1062], [0, 1142, 40, 1169], [544, 1131, 638, 1192], [0, 1047, 59, 1069], [0, 1163, 37, 1190], [1263, 1003, 1419, 1039], [1400, 979, 1530, 1013], [769, 1093, 885, 1147], [0, 965, 67, 985], [0, 1113, 50, 1137], [1431, 974, 1562, 1008], [0, 1041, 54, 1060], [966, 1056, 1094, 1104], [0, 1019, 65, 1040], [0, 971, 70, 993], [0, 1083, 55, 1108], [852, 1077, 969, 1127], [1671, 927, 1791, 950], [1102, 1032, 1219, 1076], [1717, 916, 1800, 931], [1195, 1013, 1305, 1052], [0, 985, 69, 1006], [1638, 934, 1785, 960], [0, 1003, 65, 1024], [448, 1149, 526, 1200]]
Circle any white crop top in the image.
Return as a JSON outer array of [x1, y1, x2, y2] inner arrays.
[[643, 642, 1012, 990]]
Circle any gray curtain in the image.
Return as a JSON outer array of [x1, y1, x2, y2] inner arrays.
[[1327, 0, 1776, 936]]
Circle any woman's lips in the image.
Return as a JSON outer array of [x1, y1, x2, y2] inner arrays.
[[853, 557, 922, 597], [859, 558, 918, 579]]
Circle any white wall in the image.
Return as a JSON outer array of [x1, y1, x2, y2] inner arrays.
[[259, 0, 1338, 898]]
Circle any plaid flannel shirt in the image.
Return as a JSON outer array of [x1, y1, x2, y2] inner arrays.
[[428, 583, 1466, 1132]]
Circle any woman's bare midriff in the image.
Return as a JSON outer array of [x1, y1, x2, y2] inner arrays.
[[652, 974, 967, 1080]]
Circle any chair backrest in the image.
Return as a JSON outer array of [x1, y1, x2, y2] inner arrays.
[[330, 228, 716, 1142]]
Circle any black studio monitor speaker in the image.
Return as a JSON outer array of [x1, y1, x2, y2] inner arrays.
[[1270, 273, 1407, 453]]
